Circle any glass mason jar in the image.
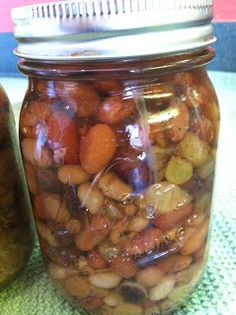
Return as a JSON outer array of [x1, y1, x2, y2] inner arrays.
[[12, 1, 219, 314], [0, 84, 34, 287]]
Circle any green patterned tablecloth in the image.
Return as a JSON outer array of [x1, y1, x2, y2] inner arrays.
[[0, 72, 235, 315]]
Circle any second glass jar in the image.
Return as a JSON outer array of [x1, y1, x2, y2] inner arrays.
[[18, 50, 219, 315]]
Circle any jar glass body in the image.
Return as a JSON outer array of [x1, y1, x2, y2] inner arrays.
[[18, 49, 219, 315], [0, 85, 34, 287]]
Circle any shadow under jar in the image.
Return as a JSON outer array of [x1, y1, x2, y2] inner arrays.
[[0, 85, 34, 287], [12, 1, 219, 314]]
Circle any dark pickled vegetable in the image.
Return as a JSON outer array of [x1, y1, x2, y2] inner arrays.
[[0, 85, 33, 287]]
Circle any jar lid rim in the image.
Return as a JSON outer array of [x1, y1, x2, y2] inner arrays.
[[11, 0, 215, 61]]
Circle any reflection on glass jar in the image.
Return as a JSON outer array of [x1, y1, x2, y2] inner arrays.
[[17, 50, 220, 314], [0, 85, 34, 287]]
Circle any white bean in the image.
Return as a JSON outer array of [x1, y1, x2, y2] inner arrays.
[[89, 272, 121, 289], [136, 267, 164, 288], [104, 292, 123, 307], [57, 165, 90, 185], [98, 172, 133, 202], [149, 276, 176, 301], [128, 216, 149, 233], [77, 183, 104, 214], [48, 262, 77, 280], [42, 192, 70, 223]]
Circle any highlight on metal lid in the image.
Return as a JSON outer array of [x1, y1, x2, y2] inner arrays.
[[11, 0, 215, 61]]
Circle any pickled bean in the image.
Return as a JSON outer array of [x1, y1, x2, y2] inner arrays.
[[190, 114, 214, 144], [104, 292, 123, 307], [122, 228, 163, 256], [165, 102, 189, 143], [88, 250, 107, 270], [195, 149, 215, 179], [149, 276, 176, 301], [77, 183, 104, 215], [41, 192, 71, 223], [103, 199, 123, 220], [128, 216, 149, 232], [36, 221, 60, 247], [136, 267, 164, 288], [48, 262, 78, 280], [89, 272, 122, 289], [64, 219, 81, 234], [57, 165, 90, 185], [110, 220, 129, 245], [98, 96, 136, 124], [75, 214, 112, 251], [111, 256, 138, 279], [55, 81, 100, 118], [153, 203, 193, 231], [21, 138, 52, 169], [98, 172, 133, 202], [20, 98, 51, 137], [180, 219, 209, 255], [80, 124, 117, 174], [155, 254, 192, 274], [64, 275, 108, 298]]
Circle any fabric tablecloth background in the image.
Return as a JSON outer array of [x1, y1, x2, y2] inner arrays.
[[0, 71, 235, 315]]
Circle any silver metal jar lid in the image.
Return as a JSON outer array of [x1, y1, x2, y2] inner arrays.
[[11, 0, 215, 61]]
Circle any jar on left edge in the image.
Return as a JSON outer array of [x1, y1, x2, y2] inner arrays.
[[0, 84, 34, 287]]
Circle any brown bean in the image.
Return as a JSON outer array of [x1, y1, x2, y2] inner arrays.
[[75, 214, 112, 251], [111, 256, 138, 279], [165, 102, 189, 143], [55, 81, 100, 118], [122, 228, 163, 256], [180, 219, 209, 255], [64, 275, 107, 298], [98, 95, 135, 124], [21, 138, 52, 169], [57, 165, 90, 185], [88, 250, 107, 270], [64, 218, 81, 234], [154, 203, 193, 231], [155, 254, 192, 273], [80, 124, 117, 174]]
